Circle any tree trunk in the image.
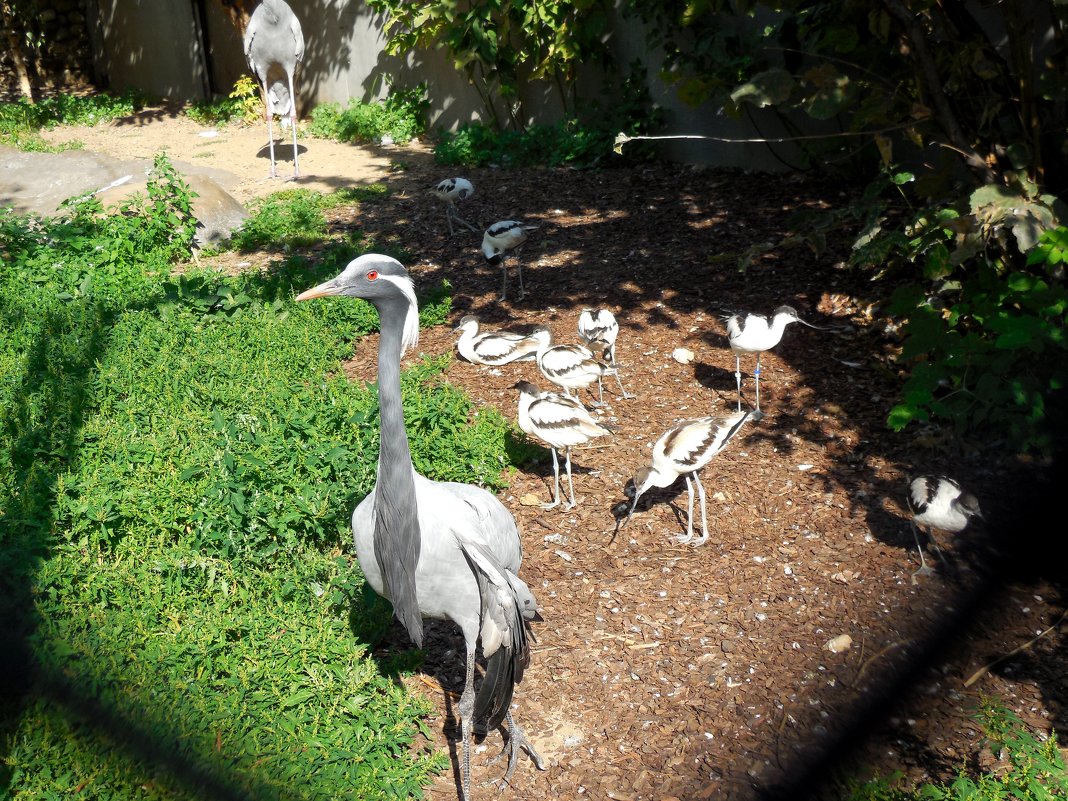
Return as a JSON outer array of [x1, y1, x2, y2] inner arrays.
[[1, 2, 35, 101]]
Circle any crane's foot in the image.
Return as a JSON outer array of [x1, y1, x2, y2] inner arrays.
[[486, 718, 546, 787], [540, 499, 560, 511], [676, 531, 695, 545]]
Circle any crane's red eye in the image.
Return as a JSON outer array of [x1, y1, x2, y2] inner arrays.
[[366, 270, 379, 281]]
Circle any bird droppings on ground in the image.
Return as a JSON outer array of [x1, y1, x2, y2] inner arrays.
[[37, 115, 1066, 801]]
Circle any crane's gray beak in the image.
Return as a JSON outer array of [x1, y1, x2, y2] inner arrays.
[[295, 279, 341, 301]]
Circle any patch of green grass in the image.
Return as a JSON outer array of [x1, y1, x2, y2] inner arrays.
[[309, 86, 428, 145], [0, 90, 147, 150], [227, 185, 389, 252], [0, 155, 515, 800], [843, 700, 1068, 801]]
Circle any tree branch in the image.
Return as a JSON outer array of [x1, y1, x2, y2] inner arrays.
[[880, 0, 996, 183]]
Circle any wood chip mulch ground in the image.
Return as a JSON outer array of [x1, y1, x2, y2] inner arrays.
[[317, 157, 1065, 801]]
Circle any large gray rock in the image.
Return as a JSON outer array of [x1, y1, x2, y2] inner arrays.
[[0, 144, 248, 247]]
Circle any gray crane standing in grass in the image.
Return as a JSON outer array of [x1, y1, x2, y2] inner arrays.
[[296, 254, 545, 801], [243, 0, 304, 178]]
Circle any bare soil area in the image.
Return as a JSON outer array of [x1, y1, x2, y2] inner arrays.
[[42, 111, 1067, 801]]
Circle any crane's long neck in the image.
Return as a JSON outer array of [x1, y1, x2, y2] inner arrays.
[[372, 297, 423, 646]]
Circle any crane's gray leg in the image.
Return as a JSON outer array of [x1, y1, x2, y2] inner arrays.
[[734, 354, 743, 412], [457, 649, 477, 801], [677, 474, 696, 544], [266, 107, 278, 179], [542, 448, 561, 510], [909, 522, 936, 584], [490, 712, 546, 787], [691, 471, 710, 546], [563, 447, 576, 510], [287, 72, 300, 177]]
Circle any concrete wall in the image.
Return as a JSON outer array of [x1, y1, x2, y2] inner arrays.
[[83, 0, 793, 171]]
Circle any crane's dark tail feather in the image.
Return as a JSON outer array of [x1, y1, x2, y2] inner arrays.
[[474, 603, 530, 734]]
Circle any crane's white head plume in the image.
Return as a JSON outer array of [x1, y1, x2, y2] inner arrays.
[[295, 254, 420, 353]]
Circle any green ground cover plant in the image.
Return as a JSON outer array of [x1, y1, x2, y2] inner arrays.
[[309, 86, 428, 145], [843, 700, 1068, 800], [227, 185, 389, 252], [185, 75, 262, 127], [0, 89, 146, 151], [1, 155, 514, 799]]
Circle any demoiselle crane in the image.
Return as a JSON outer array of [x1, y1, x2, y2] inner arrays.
[[483, 221, 538, 302], [905, 475, 982, 583], [433, 177, 478, 235], [513, 380, 611, 510], [243, 0, 304, 178], [296, 255, 545, 799], [454, 316, 552, 366], [725, 306, 820, 412], [621, 409, 762, 545], [578, 308, 634, 401]]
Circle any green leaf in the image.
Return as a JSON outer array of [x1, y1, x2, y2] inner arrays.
[[730, 68, 795, 108]]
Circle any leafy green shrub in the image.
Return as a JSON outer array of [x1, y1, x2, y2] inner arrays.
[[185, 75, 262, 126], [861, 182, 1068, 454], [230, 188, 330, 251], [310, 86, 428, 144], [845, 700, 1068, 800]]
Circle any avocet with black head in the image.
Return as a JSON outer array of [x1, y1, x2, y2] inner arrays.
[[513, 380, 611, 510], [621, 409, 762, 545], [483, 220, 538, 302], [432, 177, 477, 235], [578, 308, 633, 400], [454, 316, 552, 366], [296, 255, 545, 800], [726, 305, 821, 412], [905, 475, 982, 583]]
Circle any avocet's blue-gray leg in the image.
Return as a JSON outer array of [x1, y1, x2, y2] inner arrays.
[[909, 521, 936, 584], [499, 264, 508, 302], [445, 204, 456, 236], [754, 353, 762, 412], [610, 368, 634, 400], [287, 72, 299, 177], [458, 648, 477, 801], [677, 474, 696, 544], [692, 470, 710, 546], [734, 353, 743, 412], [543, 448, 561, 510], [563, 446, 576, 510], [516, 259, 525, 299]]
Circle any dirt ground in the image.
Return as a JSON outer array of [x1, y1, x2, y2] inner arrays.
[[41, 112, 1068, 801]]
